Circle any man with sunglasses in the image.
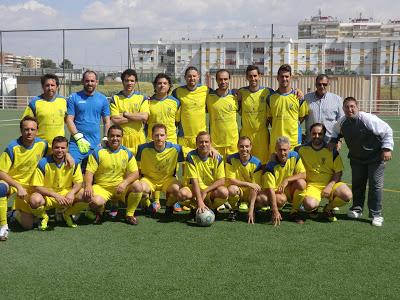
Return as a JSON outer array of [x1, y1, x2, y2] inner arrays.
[[304, 75, 344, 144]]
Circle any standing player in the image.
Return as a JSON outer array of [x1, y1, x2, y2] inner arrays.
[[267, 64, 308, 155], [172, 66, 208, 153], [296, 123, 352, 222], [304, 74, 344, 144], [64, 125, 140, 225], [250, 137, 306, 225], [21, 74, 66, 152], [206, 69, 239, 157], [131, 124, 191, 215], [28, 136, 83, 229], [184, 132, 228, 213], [237, 65, 273, 164], [147, 73, 180, 143], [226, 136, 263, 221], [110, 69, 149, 154], [66, 70, 111, 165], [330, 97, 393, 226], [0, 116, 47, 239]]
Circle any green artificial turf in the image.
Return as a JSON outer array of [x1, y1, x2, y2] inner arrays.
[[0, 111, 399, 299]]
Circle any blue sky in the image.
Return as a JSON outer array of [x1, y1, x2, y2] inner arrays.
[[0, 0, 399, 71]]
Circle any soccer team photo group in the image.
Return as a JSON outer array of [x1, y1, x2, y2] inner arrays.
[[0, 63, 394, 242]]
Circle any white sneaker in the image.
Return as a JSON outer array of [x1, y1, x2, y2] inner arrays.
[[0, 224, 9, 241], [372, 216, 384, 227], [347, 210, 362, 219], [333, 207, 340, 211]]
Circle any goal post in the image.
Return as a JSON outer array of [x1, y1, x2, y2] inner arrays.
[[369, 74, 400, 115]]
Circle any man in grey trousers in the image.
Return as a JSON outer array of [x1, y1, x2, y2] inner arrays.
[[329, 97, 393, 226]]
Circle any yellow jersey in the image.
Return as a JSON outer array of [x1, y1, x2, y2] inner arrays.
[[110, 91, 149, 135], [31, 156, 83, 192], [172, 85, 209, 138], [206, 89, 239, 148], [295, 143, 343, 187], [262, 151, 305, 189], [86, 145, 138, 188], [136, 141, 184, 183], [225, 153, 262, 185], [0, 137, 48, 187], [185, 150, 225, 190], [238, 87, 272, 135], [147, 95, 180, 143], [266, 89, 308, 153], [21, 95, 67, 147]]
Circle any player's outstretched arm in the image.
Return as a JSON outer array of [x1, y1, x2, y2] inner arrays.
[[266, 188, 282, 226], [83, 171, 94, 200], [247, 189, 258, 224], [191, 178, 208, 213]]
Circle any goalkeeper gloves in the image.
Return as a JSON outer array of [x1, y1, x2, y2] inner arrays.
[[73, 133, 91, 154]]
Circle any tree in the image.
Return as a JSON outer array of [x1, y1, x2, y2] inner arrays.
[[41, 59, 56, 69], [59, 58, 73, 69]]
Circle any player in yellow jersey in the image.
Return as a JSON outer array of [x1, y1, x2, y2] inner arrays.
[[172, 66, 209, 153], [147, 73, 180, 144], [0, 116, 47, 239], [225, 136, 263, 222], [238, 65, 275, 164], [64, 125, 140, 225], [184, 132, 228, 214], [267, 64, 309, 155], [21, 74, 66, 153], [28, 136, 83, 229], [295, 123, 352, 222], [130, 124, 191, 216], [206, 69, 239, 157], [254, 136, 306, 226], [110, 69, 149, 154]]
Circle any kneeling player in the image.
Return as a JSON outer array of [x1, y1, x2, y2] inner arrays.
[[184, 132, 229, 214], [226, 136, 262, 221], [249, 137, 306, 225], [131, 124, 191, 216], [296, 123, 352, 221], [64, 125, 140, 226], [0, 116, 47, 239], [28, 136, 83, 229]]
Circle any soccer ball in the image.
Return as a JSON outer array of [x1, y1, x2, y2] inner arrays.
[[195, 210, 215, 227]]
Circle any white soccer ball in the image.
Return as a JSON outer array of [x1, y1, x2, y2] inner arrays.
[[195, 209, 215, 227]]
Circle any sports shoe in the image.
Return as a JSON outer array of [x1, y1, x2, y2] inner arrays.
[[238, 202, 249, 213], [94, 213, 103, 224], [126, 215, 138, 225], [63, 213, 77, 228], [372, 216, 384, 227], [85, 210, 96, 221], [333, 207, 340, 211], [173, 202, 183, 212], [309, 208, 319, 219], [260, 206, 270, 212], [323, 205, 337, 222], [216, 204, 225, 212], [151, 201, 161, 214], [288, 212, 305, 224], [0, 225, 9, 241], [39, 214, 49, 231], [108, 202, 119, 218], [228, 210, 237, 222], [347, 209, 362, 219]]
